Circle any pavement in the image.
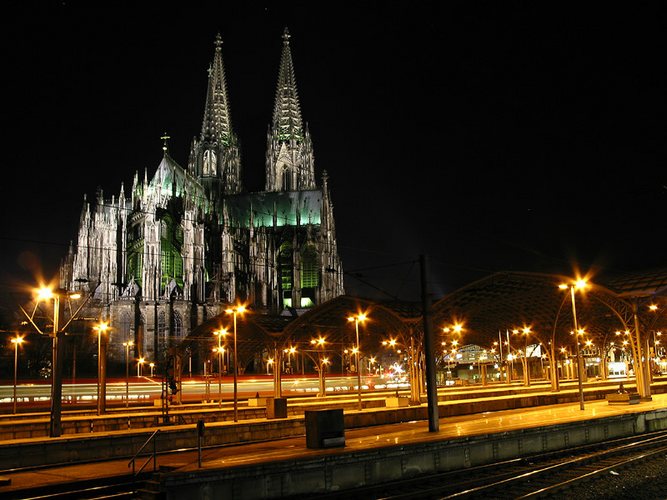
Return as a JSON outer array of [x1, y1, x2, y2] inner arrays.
[[2, 389, 667, 497]]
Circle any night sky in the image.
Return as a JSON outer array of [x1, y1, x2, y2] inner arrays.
[[2, 2, 665, 307]]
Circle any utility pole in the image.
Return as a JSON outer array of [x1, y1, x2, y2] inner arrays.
[[420, 254, 439, 432]]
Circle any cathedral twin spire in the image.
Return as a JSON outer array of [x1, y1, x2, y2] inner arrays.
[[265, 28, 316, 192], [188, 33, 241, 198], [201, 34, 234, 147], [189, 28, 316, 197]]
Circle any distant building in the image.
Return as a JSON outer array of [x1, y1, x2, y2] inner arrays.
[[60, 29, 345, 363]]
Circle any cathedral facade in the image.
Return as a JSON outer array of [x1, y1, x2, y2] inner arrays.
[[60, 30, 345, 364]]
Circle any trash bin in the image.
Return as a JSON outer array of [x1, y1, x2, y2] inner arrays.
[[266, 397, 287, 419], [305, 409, 345, 449]]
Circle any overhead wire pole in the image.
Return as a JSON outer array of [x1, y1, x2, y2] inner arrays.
[[568, 284, 585, 411], [420, 254, 439, 432], [19, 287, 92, 437]]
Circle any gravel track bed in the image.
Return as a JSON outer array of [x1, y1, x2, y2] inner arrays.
[[555, 453, 667, 499]]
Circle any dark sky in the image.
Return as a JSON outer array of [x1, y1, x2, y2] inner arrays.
[[1, 1, 665, 305]]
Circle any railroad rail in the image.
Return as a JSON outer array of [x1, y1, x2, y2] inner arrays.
[[298, 429, 667, 499]]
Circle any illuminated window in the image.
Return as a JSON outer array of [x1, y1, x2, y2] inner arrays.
[[301, 246, 319, 289], [173, 312, 183, 340], [279, 242, 293, 302], [128, 251, 142, 285]]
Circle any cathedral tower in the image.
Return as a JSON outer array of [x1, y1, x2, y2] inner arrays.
[[188, 33, 242, 201], [265, 28, 316, 192]]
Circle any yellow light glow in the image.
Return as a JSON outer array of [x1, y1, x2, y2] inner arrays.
[[225, 303, 247, 315], [347, 312, 367, 323], [37, 287, 54, 301], [94, 321, 109, 333]]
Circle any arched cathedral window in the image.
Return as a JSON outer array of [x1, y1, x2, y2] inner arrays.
[[118, 312, 132, 344], [128, 251, 142, 286], [203, 149, 217, 176], [301, 246, 319, 289], [279, 242, 293, 307], [173, 312, 183, 340], [282, 166, 292, 191], [157, 311, 167, 362], [203, 150, 210, 175], [301, 246, 319, 308]]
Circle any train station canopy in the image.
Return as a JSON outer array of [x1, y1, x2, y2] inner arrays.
[[182, 268, 667, 365], [431, 269, 667, 349]]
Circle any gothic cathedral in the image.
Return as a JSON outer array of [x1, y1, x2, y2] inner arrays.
[[59, 30, 345, 363]]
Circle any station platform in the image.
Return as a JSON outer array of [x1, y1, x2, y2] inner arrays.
[[2, 388, 667, 498]]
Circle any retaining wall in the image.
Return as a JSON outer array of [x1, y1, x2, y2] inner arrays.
[[158, 408, 667, 499]]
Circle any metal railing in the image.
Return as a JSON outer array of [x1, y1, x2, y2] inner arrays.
[[128, 429, 160, 475]]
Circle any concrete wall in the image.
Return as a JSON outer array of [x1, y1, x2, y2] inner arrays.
[[158, 409, 667, 499]]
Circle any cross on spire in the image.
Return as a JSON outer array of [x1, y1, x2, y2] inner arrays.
[[160, 132, 171, 153]]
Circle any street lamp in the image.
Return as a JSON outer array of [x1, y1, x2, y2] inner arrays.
[[21, 286, 87, 437], [93, 321, 109, 415], [213, 328, 228, 408], [138, 357, 145, 377], [122, 340, 134, 408], [284, 346, 297, 373], [149, 362, 155, 377], [512, 327, 532, 386], [347, 312, 367, 411], [225, 304, 247, 422], [11, 335, 25, 414], [559, 279, 588, 410], [311, 336, 327, 397]]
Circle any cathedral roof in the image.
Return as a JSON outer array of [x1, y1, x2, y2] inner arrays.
[[149, 153, 207, 207]]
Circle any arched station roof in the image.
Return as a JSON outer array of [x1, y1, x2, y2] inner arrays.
[[280, 295, 415, 348], [175, 269, 667, 367], [180, 309, 293, 368], [432, 269, 667, 350]]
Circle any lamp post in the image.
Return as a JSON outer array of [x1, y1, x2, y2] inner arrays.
[[23, 286, 85, 437], [225, 304, 246, 422], [11, 335, 25, 414], [149, 362, 155, 377], [284, 346, 297, 373], [93, 321, 109, 415], [311, 336, 327, 397], [138, 357, 145, 377], [347, 313, 367, 411], [513, 327, 532, 387], [123, 340, 134, 408], [560, 280, 587, 410], [213, 328, 228, 408]]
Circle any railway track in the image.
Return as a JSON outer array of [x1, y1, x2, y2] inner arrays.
[[297, 429, 667, 499]]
